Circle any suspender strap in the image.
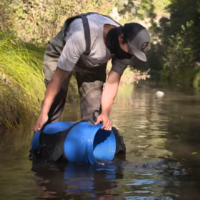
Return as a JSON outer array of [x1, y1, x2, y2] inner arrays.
[[62, 14, 91, 56], [50, 12, 121, 57], [39, 120, 89, 162], [49, 121, 86, 162], [80, 15, 91, 56]]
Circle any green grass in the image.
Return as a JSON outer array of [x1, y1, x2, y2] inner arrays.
[[0, 32, 45, 129]]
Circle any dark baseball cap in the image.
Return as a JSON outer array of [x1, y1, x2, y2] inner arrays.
[[123, 23, 150, 62]]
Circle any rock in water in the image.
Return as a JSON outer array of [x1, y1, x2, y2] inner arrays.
[[155, 91, 165, 97]]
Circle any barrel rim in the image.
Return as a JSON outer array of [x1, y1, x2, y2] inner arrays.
[[87, 123, 116, 164]]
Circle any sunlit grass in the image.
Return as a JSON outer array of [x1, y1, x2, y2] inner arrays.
[[0, 32, 45, 129]]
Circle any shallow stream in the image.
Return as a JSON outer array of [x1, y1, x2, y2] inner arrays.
[[1, 82, 200, 200]]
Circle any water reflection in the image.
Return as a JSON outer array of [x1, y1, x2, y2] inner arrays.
[[31, 158, 183, 200], [31, 161, 123, 200], [111, 84, 172, 163]]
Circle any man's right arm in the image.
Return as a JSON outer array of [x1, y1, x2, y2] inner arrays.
[[34, 68, 70, 132], [34, 30, 85, 132]]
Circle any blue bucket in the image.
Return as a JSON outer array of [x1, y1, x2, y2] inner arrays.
[[31, 121, 116, 164]]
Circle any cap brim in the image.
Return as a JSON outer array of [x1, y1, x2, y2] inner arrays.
[[128, 41, 147, 62]]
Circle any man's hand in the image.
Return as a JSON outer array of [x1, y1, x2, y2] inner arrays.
[[34, 112, 48, 132], [95, 113, 112, 130]]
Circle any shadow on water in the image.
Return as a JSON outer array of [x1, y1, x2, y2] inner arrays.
[[1, 81, 200, 199]]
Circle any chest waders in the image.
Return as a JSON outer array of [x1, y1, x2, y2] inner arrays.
[[33, 13, 126, 163], [43, 13, 107, 124]]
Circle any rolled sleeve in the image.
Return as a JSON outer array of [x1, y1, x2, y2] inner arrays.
[[57, 31, 85, 72], [111, 56, 131, 75]]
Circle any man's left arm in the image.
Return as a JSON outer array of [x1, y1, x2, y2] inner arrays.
[[95, 56, 131, 130], [95, 70, 121, 130]]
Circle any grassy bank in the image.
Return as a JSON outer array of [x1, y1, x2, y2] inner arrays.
[[0, 32, 46, 129]]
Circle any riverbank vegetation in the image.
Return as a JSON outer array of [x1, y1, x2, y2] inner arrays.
[[0, 32, 45, 129], [0, 0, 116, 44]]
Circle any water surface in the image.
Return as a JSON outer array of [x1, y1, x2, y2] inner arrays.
[[1, 82, 200, 200]]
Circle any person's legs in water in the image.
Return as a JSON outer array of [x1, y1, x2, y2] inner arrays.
[[74, 64, 107, 123]]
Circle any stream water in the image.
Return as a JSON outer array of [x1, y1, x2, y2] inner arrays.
[[1, 82, 200, 200]]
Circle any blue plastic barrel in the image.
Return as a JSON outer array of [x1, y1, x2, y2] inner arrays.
[[31, 121, 116, 164]]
